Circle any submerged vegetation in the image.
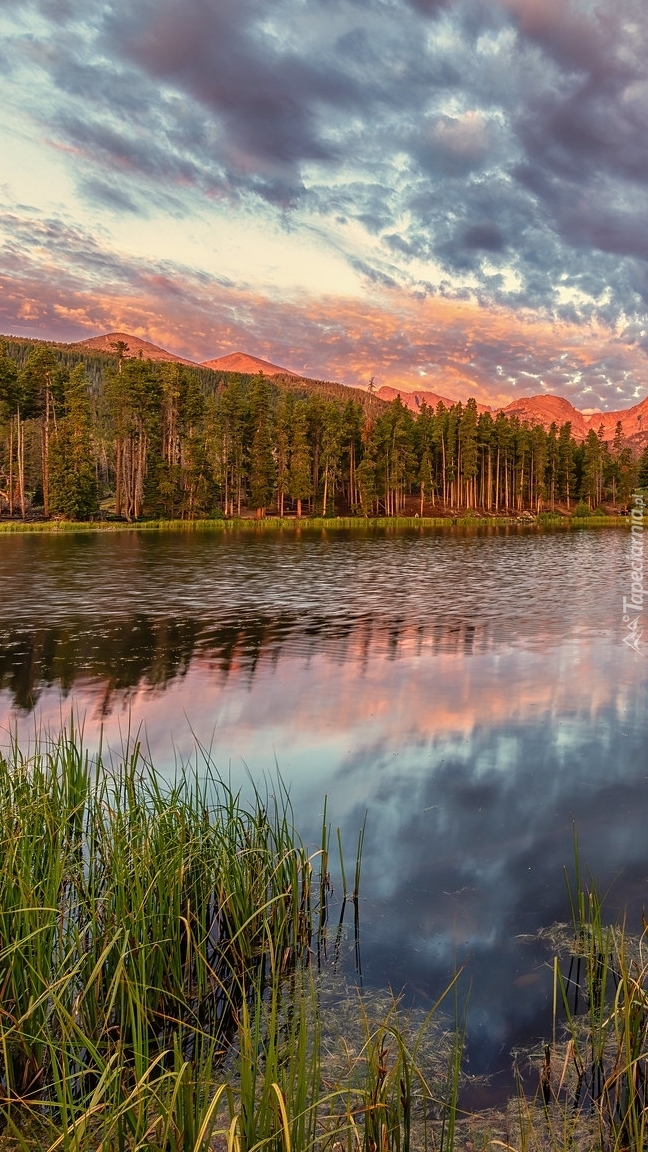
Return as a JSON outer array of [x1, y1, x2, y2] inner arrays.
[[1, 337, 647, 523], [507, 857, 648, 1152], [0, 733, 646, 1151]]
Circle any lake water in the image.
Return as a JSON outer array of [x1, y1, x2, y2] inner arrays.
[[1, 524, 646, 1097]]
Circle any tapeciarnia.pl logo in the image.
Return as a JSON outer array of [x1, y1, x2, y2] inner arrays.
[[622, 491, 645, 655]]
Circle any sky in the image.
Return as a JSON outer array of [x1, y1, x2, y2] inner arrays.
[[2, 0, 648, 409]]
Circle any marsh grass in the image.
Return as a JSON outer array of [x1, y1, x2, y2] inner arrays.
[[0, 516, 632, 535], [504, 846, 648, 1152], [0, 731, 464, 1152]]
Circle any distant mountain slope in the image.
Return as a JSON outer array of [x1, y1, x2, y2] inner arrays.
[[201, 351, 298, 376], [502, 395, 591, 439], [72, 332, 197, 366], [376, 385, 456, 410], [376, 385, 493, 414], [586, 395, 648, 441], [7, 330, 648, 440]]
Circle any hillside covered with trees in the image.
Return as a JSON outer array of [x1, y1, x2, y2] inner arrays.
[[0, 336, 645, 522]]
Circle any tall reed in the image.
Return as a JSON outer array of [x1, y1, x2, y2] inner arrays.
[[0, 730, 463, 1152], [514, 846, 648, 1152]]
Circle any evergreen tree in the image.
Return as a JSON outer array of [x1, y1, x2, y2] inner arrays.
[[459, 397, 478, 508], [638, 444, 648, 488], [356, 449, 378, 516], [319, 402, 343, 515], [414, 401, 436, 514], [49, 366, 98, 519], [476, 412, 495, 510], [341, 399, 363, 511], [247, 376, 276, 516], [287, 401, 312, 518], [529, 424, 548, 512], [19, 346, 61, 516], [581, 428, 603, 507], [545, 423, 559, 511], [557, 422, 576, 509], [0, 341, 20, 516], [106, 359, 161, 519], [218, 376, 246, 516], [493, 413, 511, 510], [274, 393, 292, 517]]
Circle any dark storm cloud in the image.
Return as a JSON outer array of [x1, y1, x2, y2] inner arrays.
[[5, 0, 648, 361], [102, 0, 358, 175]]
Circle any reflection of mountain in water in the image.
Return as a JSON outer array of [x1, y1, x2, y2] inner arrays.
[[0, 611, 496, 713]]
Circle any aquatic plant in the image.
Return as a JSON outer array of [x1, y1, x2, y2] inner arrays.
[[509, 843, 648, 1152], [0, 730, 462, 1152]]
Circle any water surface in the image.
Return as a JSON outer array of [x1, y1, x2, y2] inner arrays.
[[1, 525, 646, 1094]]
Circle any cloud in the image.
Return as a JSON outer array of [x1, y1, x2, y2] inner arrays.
[[3, 0, 648, 392], [2, 208, 647, 409]]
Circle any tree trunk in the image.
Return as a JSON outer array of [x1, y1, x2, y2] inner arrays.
[[43, 386, 50, 517], [8, 418, 13, 516], [17, 413, 26, 519]]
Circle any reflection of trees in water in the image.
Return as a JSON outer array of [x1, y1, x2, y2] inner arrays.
[[0, 612, 492, 713], [0, 616, 201, 713]]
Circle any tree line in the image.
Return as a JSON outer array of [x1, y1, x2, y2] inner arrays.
[[0, 339, 646, 521]]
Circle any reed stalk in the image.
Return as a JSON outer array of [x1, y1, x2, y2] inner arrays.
[[0, 730, 462, 1152]]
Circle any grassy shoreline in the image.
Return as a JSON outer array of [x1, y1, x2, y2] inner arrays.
[[0, 732, 464, 1152], [1, 734, 647, 1152], [0, 513, 635, 534]]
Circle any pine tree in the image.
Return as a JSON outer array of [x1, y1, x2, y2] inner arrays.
[[476, 412, 494, 510], [546, 423, 559, 511], [459, 398, 478, 508], [275, 393, 292, 517], [247, 376, 276, 517], [493, 413, 510, 511], [581, 429, 603, 507], [557, 422, 576, 509], [19, 346, 60, 516], [320, 402, 343, 515], [218, 376, 246, 516], [638, 444, 648, 489], [414, 401, 435, 514], [106, 359, 161, 519], [49, 366, 98, 520], [287, 401, 312, 518], [529, 424, 548, 512], [0, 341, 20, 516]]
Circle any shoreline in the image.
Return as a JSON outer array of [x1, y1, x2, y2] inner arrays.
[[0, 513, 635, 534]]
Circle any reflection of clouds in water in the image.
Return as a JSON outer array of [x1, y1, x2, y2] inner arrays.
[[0, 527, 646, 1088], [340, 699, 648, 1081]]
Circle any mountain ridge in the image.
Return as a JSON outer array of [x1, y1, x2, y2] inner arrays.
[[73, 332, 197, 366], [201, 351, 298, 376], [58, 331, 648, 442]]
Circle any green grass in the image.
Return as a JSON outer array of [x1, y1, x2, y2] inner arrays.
[[0, 513, 635, 534], [0, 731, 463, 1152], [2, 733, 647, 1152], [505, 843, 648, 1152]]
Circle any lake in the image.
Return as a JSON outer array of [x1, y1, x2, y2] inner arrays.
[[1, 523, 646, 1098]]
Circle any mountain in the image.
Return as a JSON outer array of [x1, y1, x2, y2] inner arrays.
[[201, 352, 298, 376], [34, 331, 648, 440], [583, 395, 648, 442], [378, 387, 648, 444], [376, 385, 492, 414], [501, 395, 591, 439], [72, 332, 197, 366]]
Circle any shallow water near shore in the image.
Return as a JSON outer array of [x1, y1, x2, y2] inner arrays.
[[1, 523, 646, 1099]]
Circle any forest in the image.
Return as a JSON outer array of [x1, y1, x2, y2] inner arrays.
[[0, 335, 646, 522]]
